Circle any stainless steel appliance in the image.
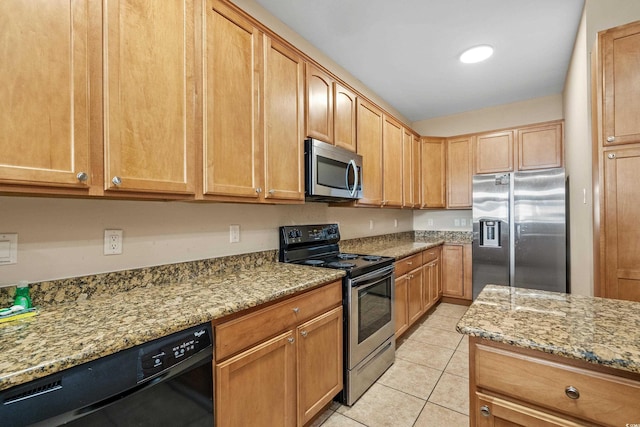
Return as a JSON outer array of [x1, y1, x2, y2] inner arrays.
[[472, 168, 569, 299], [305, 138, 363, 202], [279, 224, 395, 406], [0, 324, 213, 426]]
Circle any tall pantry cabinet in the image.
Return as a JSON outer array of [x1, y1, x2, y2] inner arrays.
[[593, 20, 640, 302]]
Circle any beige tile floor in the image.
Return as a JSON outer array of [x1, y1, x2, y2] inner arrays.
[[311, 303, 470, 427]]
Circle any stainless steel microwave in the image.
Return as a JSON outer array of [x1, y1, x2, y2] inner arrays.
[[305, 138, 363, 202]]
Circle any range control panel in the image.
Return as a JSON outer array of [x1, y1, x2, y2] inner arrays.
[[138, 325, 212, 381], [280, 224, 340, 246]]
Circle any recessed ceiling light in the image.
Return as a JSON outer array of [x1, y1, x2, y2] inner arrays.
[[459, 45, 494, 64]]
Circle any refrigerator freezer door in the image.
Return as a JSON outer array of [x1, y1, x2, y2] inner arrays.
[[472, 174, 510, 299], [513, 168, 567, 292]]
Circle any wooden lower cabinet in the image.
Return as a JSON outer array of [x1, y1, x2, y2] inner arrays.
[[442, 243, 472, 301], [214, 282, 342, 427], [470, 337, 640, 427], [395, 246, 442, 339]]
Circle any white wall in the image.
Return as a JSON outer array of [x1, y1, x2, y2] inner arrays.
[[413, 210, 472, 231], [412, 94, 564, 137], [0, 196, 412, 286]]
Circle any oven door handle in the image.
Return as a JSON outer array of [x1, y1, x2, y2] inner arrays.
[[351, 265, 395, 289], [346, 159, 359, 197]]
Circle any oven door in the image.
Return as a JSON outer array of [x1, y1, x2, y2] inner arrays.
[[347, 265, 395, 369]]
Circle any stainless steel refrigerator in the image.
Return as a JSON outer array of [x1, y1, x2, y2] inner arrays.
[[472, 168, 569, 299]]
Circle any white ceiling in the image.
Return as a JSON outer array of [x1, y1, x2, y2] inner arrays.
[[252, 0, 585, 122]]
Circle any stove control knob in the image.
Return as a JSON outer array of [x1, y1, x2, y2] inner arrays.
[[295, 230, 302, 238]]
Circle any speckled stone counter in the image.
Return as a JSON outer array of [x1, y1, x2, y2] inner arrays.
[[0, 262, 344, 391], [457, 285, 640, 374], [340, 232, 443, 259]]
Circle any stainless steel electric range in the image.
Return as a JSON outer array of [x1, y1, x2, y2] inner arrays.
[[279, 224, 395, 406]]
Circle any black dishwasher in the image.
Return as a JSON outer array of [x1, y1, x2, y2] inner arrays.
[[0, 323, 214, 427]]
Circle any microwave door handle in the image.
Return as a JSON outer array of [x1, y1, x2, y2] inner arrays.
[[346, 159, 358, 197]]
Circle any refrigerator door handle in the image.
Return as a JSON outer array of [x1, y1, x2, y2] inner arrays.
[[516, 224, 521, 240]]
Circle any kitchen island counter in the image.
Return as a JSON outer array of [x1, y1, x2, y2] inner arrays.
[[457, 284, 640, 374], [0, 262, 344, 391]]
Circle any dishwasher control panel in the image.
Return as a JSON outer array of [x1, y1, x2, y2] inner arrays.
[[138, 325, 212, 381]]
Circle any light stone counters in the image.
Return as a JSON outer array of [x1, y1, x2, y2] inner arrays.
[[341, 240, 444, 260], [0, 262, 344, 391], [456, 284, 640, 374]]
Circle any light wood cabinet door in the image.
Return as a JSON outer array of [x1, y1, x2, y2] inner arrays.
[[204, 0, 261, 200], [603, 147, 640, 302], [305, 63, 333, 143], [356, 98, 383, 206], [422, 262, 435, 312], [407, 267, 424, 326], [446, 137, 473, 208], [402, 129, 414, 207], [421, 137, 446, 208], [263, 37, 304, 202], [474, 393, 583, 427], [599, 21, 640, 146], [382, 115, 403, 207], [0, 1, 93, 191], [395, 274, 409, 337], [297, 306, 343, 426], [475, 131, 514, 174], [216, 331, 297, 427], [517, 121, 563, 170], [412, 135, 422, 207], [443, 244, 464, 298], [104, 0, 195, 195], [334, 83, 357, 152]]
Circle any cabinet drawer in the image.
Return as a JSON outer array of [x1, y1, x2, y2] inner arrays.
[[216, 281, 342, 361], [395, 253, 422, 277], [422, 247, 441, 264], [475, 343, 640, 426]]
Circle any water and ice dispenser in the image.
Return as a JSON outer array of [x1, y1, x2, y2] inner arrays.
[[479, 220, 501, 247]]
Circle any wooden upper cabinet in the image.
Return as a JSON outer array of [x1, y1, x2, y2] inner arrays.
[[305, 63, 334, 143], [599, 21, 640, 146], [603, 147, 640, 302], [402, 129, 413, 208], [412, 135, 422, 207], [103, 0, 195, 195], [446, 136, 472, 208], [356, 98, 384, 206], [517, 121, 563, 170], [262, 37, 305, 202], [382, 115, 403, 207], [0, 0, 93, 191], [475, 131, 514, 174], [333, 83, 357, 152], [204, 0, 261, 200], [421, 137, 446, 208]]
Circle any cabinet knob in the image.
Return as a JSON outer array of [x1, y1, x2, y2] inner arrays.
[[268, 189, 275, 194], [287, 337, 295, 344], [407, 261, 413, 265], [76, 172, 88, 182], [255, 187, 262, 194], [480, 405, 491, 417], [608, 153, 616, 159], [565, 386, 580, 400], [300, 330, 308, 337], [292, 307, 299, 314], [607, 136, 615, 142], [112, 176, 122, 186]]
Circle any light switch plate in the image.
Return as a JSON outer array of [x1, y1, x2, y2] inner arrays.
[[0, 233, 17, 265]]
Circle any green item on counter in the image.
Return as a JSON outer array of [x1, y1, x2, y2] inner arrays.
[[14, 281, 32, 309]]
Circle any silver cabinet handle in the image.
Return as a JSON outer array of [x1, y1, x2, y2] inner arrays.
[[608, 153, 616, 159], [565, 386, 580, 400], [268, 189, 275, 194], [480, 405, 491, 417], [406, 261, 413, 265], [607, 136, 615, 142], [76, 172, 88, 182], [292, 307, 299, 314], [112, 176, 122, 186], [300, 330, 308, 338], [255, 187, 262, 194], [287, 337, 294, 344]]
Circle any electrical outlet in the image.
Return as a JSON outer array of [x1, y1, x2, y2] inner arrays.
[[394, 219, 398, 228], [461, 218, 467, 226], [427, 219, 434, 226], [229, 225, 240, 243], [369, 220, 374, 230], [454, 219, 460, 227], [104, 229, 123, 255]]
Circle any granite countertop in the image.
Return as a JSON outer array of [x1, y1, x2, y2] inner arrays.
[[0, 263, 344, 391], [342, 241, 444, 259], [457, 284, 640, 374]]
